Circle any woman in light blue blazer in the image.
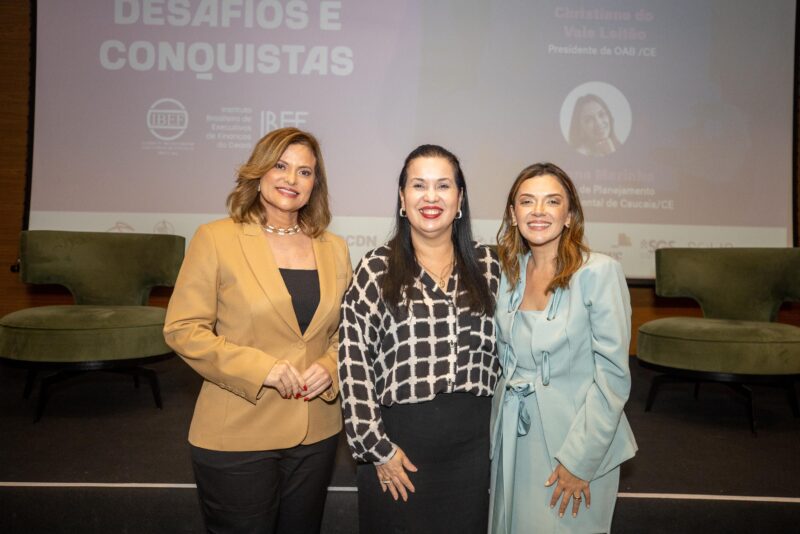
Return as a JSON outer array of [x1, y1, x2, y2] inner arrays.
[[489, 163, 637, 533]]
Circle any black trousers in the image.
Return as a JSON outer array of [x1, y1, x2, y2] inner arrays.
[[190, 434, 338, 534], [357, 393, 492, 534]]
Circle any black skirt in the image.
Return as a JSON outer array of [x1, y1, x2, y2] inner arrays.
[[356, 392, 491, 534]]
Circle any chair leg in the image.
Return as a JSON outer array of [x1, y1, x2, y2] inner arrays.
[[644, 378, 660, 412], [784, 380, 800, 418], [744, 386, 756, 436], [34, 370, 84, 422], [138, 367, 162, 409], [34, 387, 49, 423], [27, 364, 166, 421], [645, 374, 689, 412], [726, 384, 756, 435], [108, 368, 141, 389], [109, 367, 163, 409], [23, 368, 38, 399]]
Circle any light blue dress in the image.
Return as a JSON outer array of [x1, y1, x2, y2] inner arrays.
[[489, 253, 637, 534], [491, 310, 619, 533]]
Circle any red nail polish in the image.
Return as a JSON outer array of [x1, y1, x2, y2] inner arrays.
[[295, 393, 302, 399], [303, 385, 308, 391], [304, 398, 309, 402]]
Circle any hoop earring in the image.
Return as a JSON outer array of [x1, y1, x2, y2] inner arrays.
[[455, 209, 463, 220], [399, 207, 407, 218]]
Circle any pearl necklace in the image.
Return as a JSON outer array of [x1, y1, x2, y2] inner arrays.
[[262, 223, 301, 236]]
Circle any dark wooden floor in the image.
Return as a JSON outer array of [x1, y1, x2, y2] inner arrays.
[[1, 356, 798, 533]]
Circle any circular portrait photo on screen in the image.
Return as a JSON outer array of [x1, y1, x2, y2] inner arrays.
[[560, 82, 631, 157]]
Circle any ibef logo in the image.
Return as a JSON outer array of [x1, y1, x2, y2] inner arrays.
[[147, 98, 188, 141]]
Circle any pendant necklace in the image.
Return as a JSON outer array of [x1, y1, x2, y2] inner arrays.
[[417, 255, 454, 289]]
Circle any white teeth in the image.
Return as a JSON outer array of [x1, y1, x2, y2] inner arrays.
[[278, 188, 298, 196]]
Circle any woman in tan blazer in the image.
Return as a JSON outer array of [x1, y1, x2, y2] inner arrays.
[[164, 128, 352, 533]]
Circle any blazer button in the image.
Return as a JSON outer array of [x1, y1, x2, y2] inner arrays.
[[295, 341, 305, 350]]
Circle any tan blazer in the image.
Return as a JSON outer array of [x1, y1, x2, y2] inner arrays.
[[164, 218, 352, 451]]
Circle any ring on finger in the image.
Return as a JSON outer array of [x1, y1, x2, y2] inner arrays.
[[381, 479, 391, 485]]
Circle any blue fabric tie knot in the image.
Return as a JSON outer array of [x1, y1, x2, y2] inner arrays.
[[505, 380, 535, 436]]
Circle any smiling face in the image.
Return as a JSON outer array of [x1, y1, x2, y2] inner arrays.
[[399, 156, 463, 242], [258, 143, 316, 223], [579, 100, 611, 143], [511, 174, 571, 255]]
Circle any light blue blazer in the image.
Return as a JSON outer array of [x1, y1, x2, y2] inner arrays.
[[490, 252, 637, 482]]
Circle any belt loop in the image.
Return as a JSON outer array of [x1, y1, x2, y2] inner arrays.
[[541, 351, 550, 386]]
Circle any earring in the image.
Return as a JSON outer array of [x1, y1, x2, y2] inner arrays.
[[399, 207, 407, 218], [257, 184, 261, 192], [511, 219, 517, 227], [455, 209, 463, 220]]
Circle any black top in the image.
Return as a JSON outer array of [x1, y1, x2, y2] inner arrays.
[[279, 268, 320, 335]]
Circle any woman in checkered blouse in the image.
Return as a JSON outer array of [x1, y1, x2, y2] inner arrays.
[[339, 144, 500, 533]]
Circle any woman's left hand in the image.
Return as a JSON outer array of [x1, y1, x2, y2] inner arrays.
[[545, 463, 591, 518], [301, 363, 332, 400]]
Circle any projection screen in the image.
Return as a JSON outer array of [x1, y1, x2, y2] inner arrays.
[[30, 0, 796, 278]]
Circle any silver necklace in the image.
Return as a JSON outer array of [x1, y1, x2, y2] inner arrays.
[[262, 223, 301, 236]]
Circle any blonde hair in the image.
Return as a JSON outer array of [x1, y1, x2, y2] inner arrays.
[[226, 128, 331, 237], [496, 162, 589, 292]]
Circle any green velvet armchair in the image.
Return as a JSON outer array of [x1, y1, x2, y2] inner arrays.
[[637, 248, 800, 433], [0, 230, 185, 421]]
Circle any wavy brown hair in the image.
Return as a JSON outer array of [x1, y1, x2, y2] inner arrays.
[[496, 162, 589, 292], [226, 127, 331, 237]]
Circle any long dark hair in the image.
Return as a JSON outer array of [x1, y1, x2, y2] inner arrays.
[[382, 144, 495, 316]]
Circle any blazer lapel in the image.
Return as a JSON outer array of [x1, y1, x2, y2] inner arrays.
[[303, 235, 335, 340], [239, 223, 302, 337]]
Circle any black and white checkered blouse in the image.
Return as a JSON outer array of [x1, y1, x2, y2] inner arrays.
[[338, 243, 500, 464]]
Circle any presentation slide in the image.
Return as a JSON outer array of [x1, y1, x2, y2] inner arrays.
[[30, 0, 795, 278]]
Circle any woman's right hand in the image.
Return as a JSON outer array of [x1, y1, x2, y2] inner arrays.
[[375, 446, 418, 502], [263, 360, 304, 399]]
